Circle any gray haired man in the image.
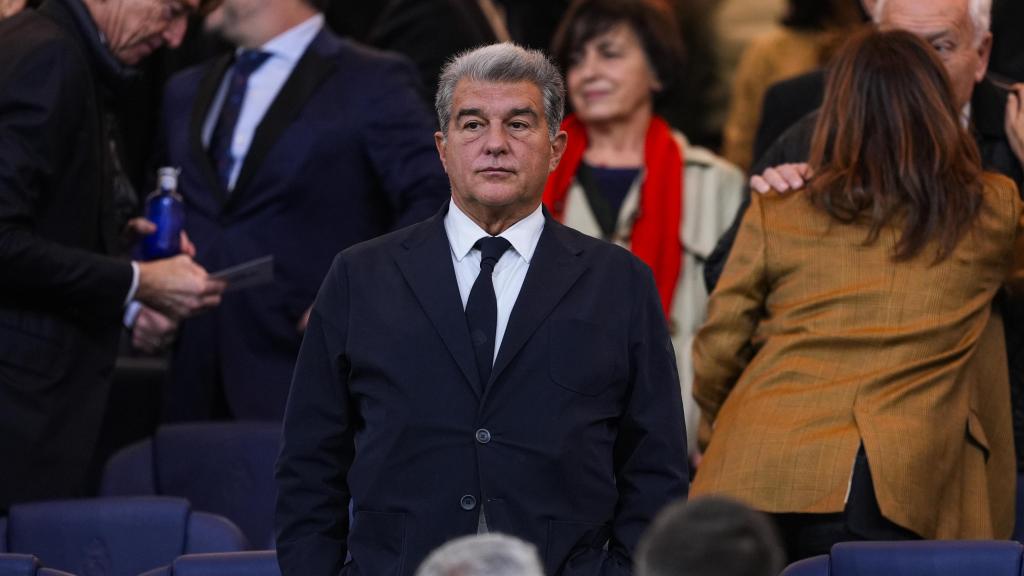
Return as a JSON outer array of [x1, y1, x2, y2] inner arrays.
[[416, 534, 544, 576], [275, 43, 689, 576]]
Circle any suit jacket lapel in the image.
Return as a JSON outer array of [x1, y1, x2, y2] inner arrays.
[[488, 215, 587, 391], [227, 30, 337, 209], [190, 53, 232, 207], [394, 207, 484, 398]]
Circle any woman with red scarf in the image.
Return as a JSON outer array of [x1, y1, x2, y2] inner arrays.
[[547, 0, 744, 456]]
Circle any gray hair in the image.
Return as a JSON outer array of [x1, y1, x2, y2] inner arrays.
[[435, 43, 565, 140], [415, 533, 545, 576], [873, 0, 991, 46]]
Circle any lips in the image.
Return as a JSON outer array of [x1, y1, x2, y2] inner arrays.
[[477, 167, 515, 174]]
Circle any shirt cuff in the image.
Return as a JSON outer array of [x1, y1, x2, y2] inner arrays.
[[125, 261, 140, 305], [123, 301, 142, 329]]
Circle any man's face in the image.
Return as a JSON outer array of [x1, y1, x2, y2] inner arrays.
[[878, 0, 992, 109], [104, 0, 197, 65], [435, 79, 567, 224]]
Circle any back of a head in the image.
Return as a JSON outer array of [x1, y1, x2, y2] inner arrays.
[[415, 533, 545, 576], [635, 497, 785, 576], [808, 28, 983, 262]]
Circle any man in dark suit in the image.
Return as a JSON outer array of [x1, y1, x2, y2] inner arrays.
[[275, 43, 689, 576], [0, 0, 225, 509], [137, 0, 451, 421]]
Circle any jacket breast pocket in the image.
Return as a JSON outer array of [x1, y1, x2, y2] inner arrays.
[[548, 318, 625, 397]]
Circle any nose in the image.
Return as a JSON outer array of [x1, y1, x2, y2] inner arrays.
[[163, 15, 188, 48], [483, 123, 509, 156]]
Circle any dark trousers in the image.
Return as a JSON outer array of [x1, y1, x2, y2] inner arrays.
[[770, 447, 920, 562]]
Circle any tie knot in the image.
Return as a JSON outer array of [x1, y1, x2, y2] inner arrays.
[[234, 50, 271, 77], [475, 236, 511, 272]]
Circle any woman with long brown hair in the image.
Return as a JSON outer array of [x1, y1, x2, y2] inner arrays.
[[690, 28, 1024, 561]]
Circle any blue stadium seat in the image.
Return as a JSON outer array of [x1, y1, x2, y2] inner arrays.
[[780, 540, 1024, 576], [100, 422, 280, 549], [0, 497, 248, 576], [139, 551, 280, 576]]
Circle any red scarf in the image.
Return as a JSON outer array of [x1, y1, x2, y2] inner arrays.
[[544, 114, 684, 318]]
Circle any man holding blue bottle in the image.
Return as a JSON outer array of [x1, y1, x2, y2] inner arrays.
[[0, 0, 225, 509]]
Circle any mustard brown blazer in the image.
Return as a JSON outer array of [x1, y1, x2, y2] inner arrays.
[[691, 172, 1024, 540]]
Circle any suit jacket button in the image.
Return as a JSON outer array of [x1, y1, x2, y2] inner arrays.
[[460, 495, 477, 511], [475, 429, 491, 444]]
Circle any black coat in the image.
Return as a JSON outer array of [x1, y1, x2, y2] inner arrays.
[[275, 208, 689, 576], [0, 0, 133, 509]]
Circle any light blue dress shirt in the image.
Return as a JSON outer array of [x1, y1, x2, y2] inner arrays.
[[202, 14, 325, 192]]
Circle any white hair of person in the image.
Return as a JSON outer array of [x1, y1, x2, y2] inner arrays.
[[415, 533, 546, 576], [872, 0, 992, 46], [435, 42, 565, 141]]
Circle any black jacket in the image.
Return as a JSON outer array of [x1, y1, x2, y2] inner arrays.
[[0, 0, 134, 508]]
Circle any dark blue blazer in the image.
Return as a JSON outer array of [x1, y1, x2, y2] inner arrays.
[[275, 206, 690, 576], [158, 29, 449, 420]]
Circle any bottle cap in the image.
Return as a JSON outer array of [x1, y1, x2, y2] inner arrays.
[[157, 167, 181, 191]]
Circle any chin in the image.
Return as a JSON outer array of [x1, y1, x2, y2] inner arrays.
[[574, 107, 623, 125]]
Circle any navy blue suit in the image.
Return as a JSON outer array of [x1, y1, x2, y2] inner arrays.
[[275, 206, 690, 576], [158, 28, 449, 420]]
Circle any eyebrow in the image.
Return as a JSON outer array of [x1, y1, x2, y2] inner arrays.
[[456, 108, 484, 120], [509, 108, 539, 119], [455, 107, 539, 121], [923, 30, 954, 43]]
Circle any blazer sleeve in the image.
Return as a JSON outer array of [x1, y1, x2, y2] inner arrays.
[[692, 192, 769, 429], [602, 261, 689, 573], [359, 57, 450, 229], [0, 36, 132, 318], [702, 112, 816, 294], [275, 254, 355, 576]]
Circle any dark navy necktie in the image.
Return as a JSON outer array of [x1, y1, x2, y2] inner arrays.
[[466, 236, 512, 386], [208, 50, 271, 191]]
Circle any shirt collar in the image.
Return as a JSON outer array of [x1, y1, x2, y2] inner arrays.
[[251, 13, 323, 64], [445, 199, 545, 264]]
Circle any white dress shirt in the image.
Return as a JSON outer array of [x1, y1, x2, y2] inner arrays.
[[202, 14, 324, 192], [443, 199, 544, 363]]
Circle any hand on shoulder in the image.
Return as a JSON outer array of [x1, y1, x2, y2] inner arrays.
[[749, 163, 813, 195]]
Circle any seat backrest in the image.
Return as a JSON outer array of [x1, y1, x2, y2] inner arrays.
[[101, 423, 280, 548], [3, 497, 248, 576], [829, 541, 1024, 576], [139, 551, 280, 576]]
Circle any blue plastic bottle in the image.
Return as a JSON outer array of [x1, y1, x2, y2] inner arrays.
[[141, 167, 184, 260]]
